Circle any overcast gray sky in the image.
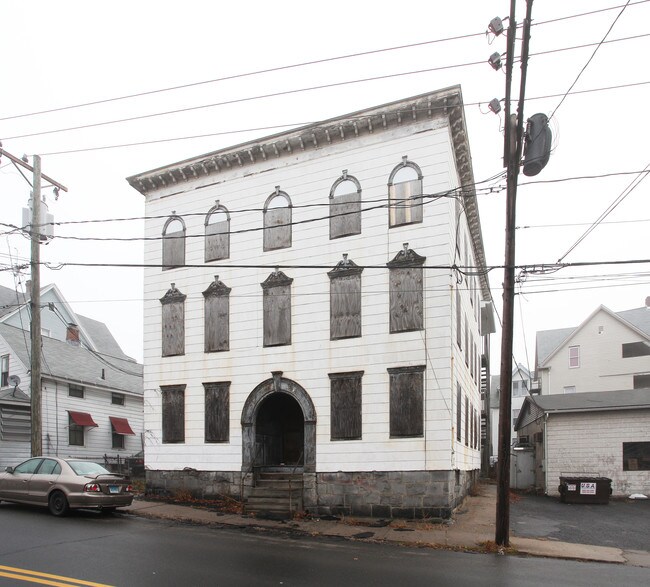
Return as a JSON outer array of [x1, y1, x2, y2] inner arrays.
[[1, 0, 648, 370]]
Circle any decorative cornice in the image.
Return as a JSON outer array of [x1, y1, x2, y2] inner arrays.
[[261, 269, 293, 290], [159, 283, 186, 305], [327, 254, 363, 279], [386, 243, 426, 268], [202, 275, 231, 298]]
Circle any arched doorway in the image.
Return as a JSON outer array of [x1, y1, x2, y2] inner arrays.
[[256, 393, 304, 467], [241, 372, 316, 473]]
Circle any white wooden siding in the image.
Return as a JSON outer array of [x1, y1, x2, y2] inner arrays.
[[546, 410, 650, 495], [143, 122, 483, 473]]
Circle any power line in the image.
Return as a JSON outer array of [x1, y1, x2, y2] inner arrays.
[[549, 1, 632, 121], [5, 33, 649, 145], [35, 78, 650, 157]]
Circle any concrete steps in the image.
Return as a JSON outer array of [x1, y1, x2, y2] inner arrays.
[[245, 471, 303, 520]]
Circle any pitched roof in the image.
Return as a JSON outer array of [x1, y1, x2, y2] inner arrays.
[[76, 313, 133, 361], [536, 306, 650, 368], [515, 388, 650, 430], [0, 285, 26, 320], [0, 323, 143, 395]]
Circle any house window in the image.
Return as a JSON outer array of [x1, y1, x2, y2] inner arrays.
[[329, 371, 363, 441], [68, 414, 84, 446], [160, 283, 186, 357], [622, 342, 650, 358], [111, 426, 125, 449], [204, 382, 230, 443], [68, 384, 84, 399], [0, 405, 30, 441], [563, 386, 576, 394], [456, 384, 462, 442], [388, 366, 424, 438], [263, 188, 292, 251], [330, 171, 361, 239], [328, 254, 363, 340], [568, 345, 580, 368], [464, 318, 469, 366], [205, 202, 230, 262], [512, 408, 520, 428], [388, 157, 423, 227], [111, 393, 125, 406], [633, 374, 650, 389], [162, 214, 186, 270], [387, 243, 425, 333], [203, 276, 231, 352], [261, 269, 293, 347], [1, 355, 8, 387], [161, 384, 185, 443], [623, 442, 650, 471]]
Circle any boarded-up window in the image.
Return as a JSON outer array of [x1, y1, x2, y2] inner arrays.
[[330, 172, 361, 239], [263, 189, 292, 251], [203, 276, 231, 352], [261, 270, 293, 347], [388, 366, 425, 438], [161, 384, 185, 443], [464, 318, 469, 366], [388, 158, 423, 227], [456, 384, 462, 442], [456, 288, 462, 349], [162, 215, 186, 270], [204, 382, 230, 443], [329, 371, 363, 440], [464, 395, 469, 446], [160, 284, 186, 357], [0, 405, 30, 442], [328, 254, 363, 340], [205, 203, 230, 262], [387, 244, 425, 333]]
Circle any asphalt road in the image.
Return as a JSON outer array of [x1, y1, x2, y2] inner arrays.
[[511, 493, 650, 550], [1, 503, 650, 586]]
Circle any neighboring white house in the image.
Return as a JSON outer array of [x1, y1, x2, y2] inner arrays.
[[515, 390, 650, 496], [535, 305, 650, 395], [0, 284, 144, 468], [127, 87, 496, 518], [489, 364, 533, 461]]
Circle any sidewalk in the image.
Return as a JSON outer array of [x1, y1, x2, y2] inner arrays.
[[123, 483, 650, 568]]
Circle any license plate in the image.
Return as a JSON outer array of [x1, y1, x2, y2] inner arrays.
[[108, 485, 120, 494]]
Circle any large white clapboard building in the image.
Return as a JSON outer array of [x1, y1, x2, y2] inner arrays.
[[128, 87, 495, 518]]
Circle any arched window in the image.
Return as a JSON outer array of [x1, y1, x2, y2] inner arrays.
[[263, 188, 292, 251], [388, 157, 423, 227], [205, 202, 230, 262], [162, 214, 186, 270], [329, 171, 361, 239]]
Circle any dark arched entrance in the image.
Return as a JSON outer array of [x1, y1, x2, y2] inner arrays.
[[241, 371, 316, 473], [256, 393, 304, 467]]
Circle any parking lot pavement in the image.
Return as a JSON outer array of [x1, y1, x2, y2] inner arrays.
[[511, 492, 650, 551]]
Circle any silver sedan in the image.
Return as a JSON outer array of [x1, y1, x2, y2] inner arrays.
[[0, 457, 133, 516]]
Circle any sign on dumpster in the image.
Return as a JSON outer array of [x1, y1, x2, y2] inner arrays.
[[580, 482, 596, 495]]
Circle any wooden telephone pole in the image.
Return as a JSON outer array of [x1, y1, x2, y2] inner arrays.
[[0, 146, 68, 457], [495, 0, 534, 546]]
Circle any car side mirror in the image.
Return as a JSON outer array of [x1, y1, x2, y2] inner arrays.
[[5, 466, 14, 474]]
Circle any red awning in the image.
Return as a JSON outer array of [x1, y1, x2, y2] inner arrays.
[[68, 411, 98, 427], [109, 416, 135, 435]]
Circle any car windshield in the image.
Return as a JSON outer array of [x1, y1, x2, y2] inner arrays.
[[67, 461, 112, 476]]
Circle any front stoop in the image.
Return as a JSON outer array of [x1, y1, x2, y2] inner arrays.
[[245, 471, 303, 520]]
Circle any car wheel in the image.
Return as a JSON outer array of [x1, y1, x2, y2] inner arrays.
[[101, 507, 116, 515], [48, 491, 69, 517]]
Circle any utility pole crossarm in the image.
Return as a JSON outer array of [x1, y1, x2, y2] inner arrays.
[[0, 147, 68, 193]]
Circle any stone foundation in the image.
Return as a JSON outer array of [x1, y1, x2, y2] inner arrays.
[[146, 468, 479, 519]]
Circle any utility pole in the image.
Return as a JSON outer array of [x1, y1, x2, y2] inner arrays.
[[0, 146, 68, 457], [495, 0, 534, 546], [30, 156, 43, 456]]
